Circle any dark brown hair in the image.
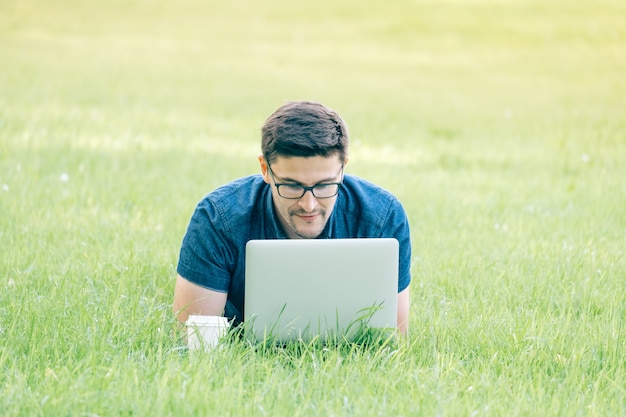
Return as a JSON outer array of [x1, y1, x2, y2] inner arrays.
[[261, 101, 349, 164]]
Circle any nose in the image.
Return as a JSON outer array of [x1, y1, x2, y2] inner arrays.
[[298, 190, 318, 212]]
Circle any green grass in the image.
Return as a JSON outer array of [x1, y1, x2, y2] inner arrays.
[[1, 0, 625, 415]]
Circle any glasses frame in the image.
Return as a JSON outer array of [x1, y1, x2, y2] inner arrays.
[[267, 164, 344, 199]]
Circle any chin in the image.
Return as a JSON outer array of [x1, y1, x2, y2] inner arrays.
[[295, 230, 322, 239], [293, 225, 324, 239], [288, 215, 328, 239]]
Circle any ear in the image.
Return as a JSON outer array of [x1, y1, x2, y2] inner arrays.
[[258, 154, 271, 184], [343, 156, 350, 167]]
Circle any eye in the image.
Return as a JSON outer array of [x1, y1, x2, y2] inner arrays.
[[283, 184, 304, 192], [313, 184, 339, 198], [314, 184, 332, 191], [279, 184, 305, 198]]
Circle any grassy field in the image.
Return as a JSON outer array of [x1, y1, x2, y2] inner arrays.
[[1, 0, 625, 415]]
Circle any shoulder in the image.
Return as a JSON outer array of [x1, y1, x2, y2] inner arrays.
[[335, 175, 408, 236], [199, 175, 267, 211], [340, 175, 401, 208], [192, 175, 269, 231]]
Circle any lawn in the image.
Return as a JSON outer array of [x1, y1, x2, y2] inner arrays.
[[1, 0, 625, 415]]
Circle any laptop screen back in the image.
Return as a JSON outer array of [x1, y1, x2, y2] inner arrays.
[[244, 238, 398, 342]]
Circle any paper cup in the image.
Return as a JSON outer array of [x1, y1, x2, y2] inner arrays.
[[186, 315, 230, 351]]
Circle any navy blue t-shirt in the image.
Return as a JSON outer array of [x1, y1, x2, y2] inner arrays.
[[177, 174, 411, 324]]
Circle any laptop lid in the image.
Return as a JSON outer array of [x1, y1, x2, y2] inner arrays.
[[244, 238, 398, 342]]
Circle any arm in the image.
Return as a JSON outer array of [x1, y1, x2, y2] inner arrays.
[[397, 287, 410, 336], [173, 274, 228, 323]]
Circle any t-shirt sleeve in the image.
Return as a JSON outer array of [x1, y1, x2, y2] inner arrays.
[[383, 198, 412, 293], [176, 198, 235, 292]]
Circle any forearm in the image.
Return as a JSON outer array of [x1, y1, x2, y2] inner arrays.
[[173, 274, 228, 323], [397, 287, 410, 336]]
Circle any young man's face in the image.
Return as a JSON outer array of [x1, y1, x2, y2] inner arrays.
[[259, 154, 346, 239]]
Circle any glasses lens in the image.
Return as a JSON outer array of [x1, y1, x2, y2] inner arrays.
[[278, 184, 306, 198], [312, 184, 339, 198]]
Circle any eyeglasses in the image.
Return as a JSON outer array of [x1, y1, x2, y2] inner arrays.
[[267, 165, 344, 199]]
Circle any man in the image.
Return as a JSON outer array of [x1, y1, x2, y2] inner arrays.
[[173, 101, 411, 335]]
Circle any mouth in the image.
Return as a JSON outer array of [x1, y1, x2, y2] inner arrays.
[[296, 213, 320, 222]]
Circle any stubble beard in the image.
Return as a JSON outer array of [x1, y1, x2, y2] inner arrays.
[[287, 207, 327, 239]]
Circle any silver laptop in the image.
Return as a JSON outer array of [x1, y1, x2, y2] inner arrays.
[[244, 238, 398, 343]]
